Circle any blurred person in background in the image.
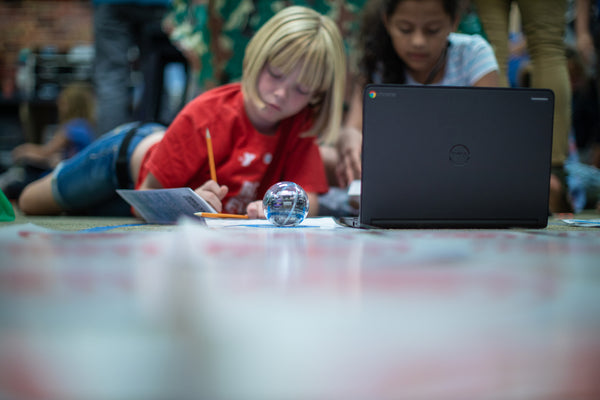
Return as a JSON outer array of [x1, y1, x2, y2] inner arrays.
[[472, 0, 573, 213], [0, 82, 95, 199], [93, 0, 175, 134]]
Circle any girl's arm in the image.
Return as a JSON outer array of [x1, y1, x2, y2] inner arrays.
[[336, 83, 364, 187], [137, 172, 228, 214], [194, 180, 228, 213], [246, 200, 265, 219], [246, 191, 319, 219], [472, 70, 501, 87], [132, 172, 164, 218], [306, 192, 320, 217], [137, 171, 164, 191], [12, 128, 69, 167]]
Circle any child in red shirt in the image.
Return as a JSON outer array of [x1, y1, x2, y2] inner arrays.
[[18, 6, 347, 219]]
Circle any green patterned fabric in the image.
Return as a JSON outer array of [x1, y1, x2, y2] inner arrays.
[[165, 0, 367, 91]]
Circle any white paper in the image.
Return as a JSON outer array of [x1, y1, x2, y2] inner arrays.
[[202, 216, 345, 229], [117, 188, 217, 224], [348, 180, 361, 197], [561, 218, 600, 228]]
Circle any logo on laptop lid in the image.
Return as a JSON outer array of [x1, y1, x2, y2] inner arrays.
[[449, 144, 470, 165], [367, 90, 396, 98]]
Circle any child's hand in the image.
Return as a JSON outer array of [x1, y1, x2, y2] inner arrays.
[[11, 143, 37, 162], [195, 180, 228, 212], [246, 200, 266, 219], [336, 126, 362, 187]]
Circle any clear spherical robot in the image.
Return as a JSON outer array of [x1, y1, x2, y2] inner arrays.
[[263, 181, 309, 226]]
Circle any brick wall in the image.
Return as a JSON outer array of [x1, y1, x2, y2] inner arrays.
[[0, 0, 93, 99]]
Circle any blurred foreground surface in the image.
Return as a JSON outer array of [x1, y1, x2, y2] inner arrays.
[[1, 219, 599, 400]]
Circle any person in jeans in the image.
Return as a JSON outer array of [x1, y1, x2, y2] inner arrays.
[[472, 0, 573, 212], [92, 0, 174, 135]]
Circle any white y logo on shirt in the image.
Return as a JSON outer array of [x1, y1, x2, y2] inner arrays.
[[239, 152, 256, 167], [225, 181, 259, 214]]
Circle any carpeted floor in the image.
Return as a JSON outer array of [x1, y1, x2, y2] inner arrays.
[[2, 201, 600, 400], [2, 201, 599, 232]]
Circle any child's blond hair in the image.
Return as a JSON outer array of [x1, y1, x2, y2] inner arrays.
[[57, 82, 95, 125], [242, 6, 346, 145]]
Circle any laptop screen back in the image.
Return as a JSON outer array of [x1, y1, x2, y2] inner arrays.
[[359, 85, 554, 228]]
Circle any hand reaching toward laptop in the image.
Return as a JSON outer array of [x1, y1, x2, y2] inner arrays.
[[335, 126, 362, 187]]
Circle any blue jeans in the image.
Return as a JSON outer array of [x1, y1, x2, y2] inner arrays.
[[93, 3, 171, 134], [51, 122, 166, 216]]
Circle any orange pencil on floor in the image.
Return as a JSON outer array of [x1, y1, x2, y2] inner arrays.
[[194, 212, 249, 219], [205, 128, 217, 183]]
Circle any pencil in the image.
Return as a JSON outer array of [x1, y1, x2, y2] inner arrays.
[[205, 128, 217, 183], [194, 212, 249, 219]]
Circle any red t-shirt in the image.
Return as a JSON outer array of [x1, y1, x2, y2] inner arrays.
[[136, 83, 328, 214]]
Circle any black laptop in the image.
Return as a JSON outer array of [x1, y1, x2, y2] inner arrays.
[[347, 84, 554, 229]]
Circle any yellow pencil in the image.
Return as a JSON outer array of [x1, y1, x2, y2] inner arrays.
[[205, 128, 217, 183], [194, 212, 249, 219]]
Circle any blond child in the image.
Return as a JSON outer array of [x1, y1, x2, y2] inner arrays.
[[18, 6, 346, 219]]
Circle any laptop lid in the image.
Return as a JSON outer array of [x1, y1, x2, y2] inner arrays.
[[359, 84, 554, 228]]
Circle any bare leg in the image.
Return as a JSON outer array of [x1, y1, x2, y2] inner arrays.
[[18, 173, 64, 215], [548, 173, 573, 214], [591, 143, 600, 169]]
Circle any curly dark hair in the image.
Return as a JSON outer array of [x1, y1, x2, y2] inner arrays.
[[359, 0, 462, 85]]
